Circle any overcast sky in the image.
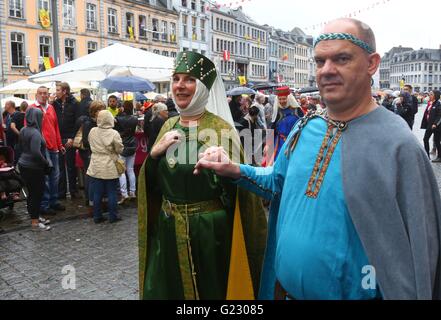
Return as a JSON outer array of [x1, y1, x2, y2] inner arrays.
[[214, 0, 440, 56]]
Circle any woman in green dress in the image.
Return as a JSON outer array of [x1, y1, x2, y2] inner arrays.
[[138, 52, 267, 300]]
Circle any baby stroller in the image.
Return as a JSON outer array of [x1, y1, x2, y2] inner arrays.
[[0, 146, 25, 210]]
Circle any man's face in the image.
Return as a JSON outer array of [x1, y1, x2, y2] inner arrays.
[[403, 86, 412, 94], [5, 103, 13, 113], [108, 98, 118, 109], [300, 97, 307, 105], [278, 96, 288, 107], [314, 24, 379, 113], [37, 88, 49, 105]]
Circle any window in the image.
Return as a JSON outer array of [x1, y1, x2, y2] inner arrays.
[[11, 32, 25, 66], [161, 21, 168, 41], [181, 0, 187, 7], [64, 38, 75, 62], [182, 15, 188, 39], [126, 12, 135, 37], [139, 15, 147, 38], [170, 22, 176, 42], [191, 0, 196, 10], [152, 18, 159, 40], [108, 8, 118, 33], [9, 0, 23, 18], [162, 51, 169, 57], [191, 16, 197, 41], [86, 3, 97, 30], [201, 1, 205, 12], [39, 36, 51, 58], [38, 0, 50, 18], [171, 52, 177, 58], [87, 41, 97, 54], [63, 0, 75, 26], [200, 19, 206, 42], [153, 49, 160, 55]]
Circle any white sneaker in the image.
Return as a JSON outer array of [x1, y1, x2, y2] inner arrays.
[[118, 196, 129, 205], [39, 217, 51, 225], [32, 223, 51, 231], [129, 192, 137, 199]]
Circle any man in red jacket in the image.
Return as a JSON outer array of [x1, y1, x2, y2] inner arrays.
[[29, 86, 66, 216]]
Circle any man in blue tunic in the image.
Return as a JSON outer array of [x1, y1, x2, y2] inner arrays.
[[194, 18, 441, 300]]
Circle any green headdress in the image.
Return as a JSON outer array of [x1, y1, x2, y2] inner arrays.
[[173, 51, 217, 90]]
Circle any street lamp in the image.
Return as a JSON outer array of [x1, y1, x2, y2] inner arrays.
[[25, 56, 44, 74]]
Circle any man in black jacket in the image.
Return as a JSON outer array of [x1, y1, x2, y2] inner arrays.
[[79, 89, 93, 117], [403, 84, 419, 130], [54, 82, 81, 199]]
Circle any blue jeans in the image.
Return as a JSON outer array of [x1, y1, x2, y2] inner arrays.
[[40, 151, 60, 210], [89, 177, 118, 221]]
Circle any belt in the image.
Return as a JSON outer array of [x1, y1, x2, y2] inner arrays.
[[161, 198, 225, 300], [161, 198, 224, 217], [274, 280, 296, 300]]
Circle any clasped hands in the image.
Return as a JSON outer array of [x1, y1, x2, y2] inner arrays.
[[150, 130, 240, 179]]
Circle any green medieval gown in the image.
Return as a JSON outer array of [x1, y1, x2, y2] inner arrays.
[[138, 111, 268, 300]]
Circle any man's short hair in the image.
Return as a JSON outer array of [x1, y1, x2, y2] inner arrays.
[[37, 86, 49, 92], [80, 89, 91, 98], [404, 84, 413, 90], [56, 82, 71, 95], [108, 95, 118, 102]]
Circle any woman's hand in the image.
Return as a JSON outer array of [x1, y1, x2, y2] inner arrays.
[[194, 146, 241, 180], [150, 130, 183, 159]]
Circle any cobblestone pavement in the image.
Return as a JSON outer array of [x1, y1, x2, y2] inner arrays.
[[1, 104, 441, 300], [0, 208, 138, 300]]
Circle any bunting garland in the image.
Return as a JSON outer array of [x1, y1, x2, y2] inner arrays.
[[205, 0, 396, 33]]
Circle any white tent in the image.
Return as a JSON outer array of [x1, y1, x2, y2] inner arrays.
[[0, 79, 95, 95], [29, 43, 174, 84]]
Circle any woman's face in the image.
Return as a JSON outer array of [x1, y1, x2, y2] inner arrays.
[[430, 92, 435, 102], [172, 74, 197, 109]]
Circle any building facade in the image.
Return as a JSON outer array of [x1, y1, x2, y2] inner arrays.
[[0, 0, 179, 86], [381, 46, 441, 92], [172, 0, 210, 55], [267, 26, 313, 89], [210, 6, 268, 90]]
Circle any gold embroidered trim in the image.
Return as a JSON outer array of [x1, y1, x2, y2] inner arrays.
[[305, 123, 344, 199]]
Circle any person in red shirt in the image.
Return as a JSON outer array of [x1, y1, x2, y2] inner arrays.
[[29, 86, 66, 216]]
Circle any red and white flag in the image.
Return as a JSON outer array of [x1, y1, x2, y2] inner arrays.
[[223, 50, 230, 61]]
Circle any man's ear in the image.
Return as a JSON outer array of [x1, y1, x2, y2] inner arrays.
[[368, 53, 381, 77]]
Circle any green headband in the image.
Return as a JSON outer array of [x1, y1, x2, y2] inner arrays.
[[173, 51, 217, 90], [314, 33, 375, 54]]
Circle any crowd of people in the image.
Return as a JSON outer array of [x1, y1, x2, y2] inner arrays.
[[0, 84, 180, 230]]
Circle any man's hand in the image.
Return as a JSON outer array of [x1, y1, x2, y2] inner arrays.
[[60, 146, 66, 155], [150, 130, 183, 160], [65, 139, 74, 149], [193, 146, 241, 180], [433, 125, 437, 130]]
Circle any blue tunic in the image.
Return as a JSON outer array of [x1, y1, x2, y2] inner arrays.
[[237, 117, 380, 300], [273, 108, 302, 160]]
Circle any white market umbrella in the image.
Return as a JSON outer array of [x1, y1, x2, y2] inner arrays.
[[0, 79, 95, 95], [28, 43, 174, 84]]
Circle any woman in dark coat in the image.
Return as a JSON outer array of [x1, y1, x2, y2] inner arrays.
[[115, 101, 139, 203], [421, 90, 441, 162]]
